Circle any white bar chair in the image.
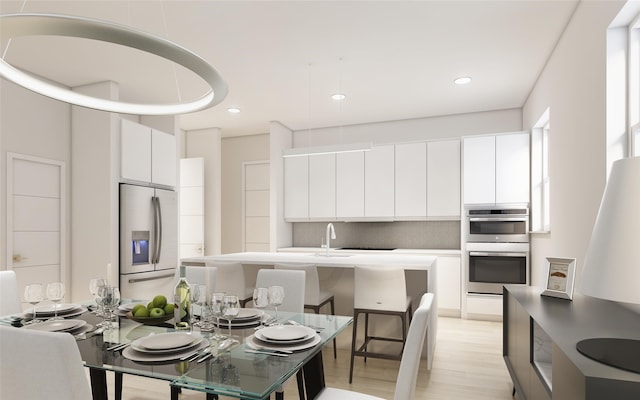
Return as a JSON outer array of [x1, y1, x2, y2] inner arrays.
[[206, 261, 254, 307], [349, 265, 413, 383], [0, 325, 93, 400], [274, 263, 337, 358], [316, 293, 434, 400], [0, 270, 21, 315]]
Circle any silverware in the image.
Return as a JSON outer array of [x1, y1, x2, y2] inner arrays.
[[287, 320, 324, 331], [107, 342, 130, 351], [250, 346, 293, 354], [75, 326, 104, 340], [180, 350, 201, 361], [197, 352, 214, 363], [245, 349, 289, 357]]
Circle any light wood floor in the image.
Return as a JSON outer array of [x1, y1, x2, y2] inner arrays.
[[95, 317, 516, 399]]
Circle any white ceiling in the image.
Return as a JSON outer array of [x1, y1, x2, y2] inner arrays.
[[0, 1, 579, 137]]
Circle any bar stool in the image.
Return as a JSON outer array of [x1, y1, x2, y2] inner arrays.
[[274, 263, 337, 358], [349, 265, 412, 384], [0, 270, 21, 315], [206, 261, 254, 307]]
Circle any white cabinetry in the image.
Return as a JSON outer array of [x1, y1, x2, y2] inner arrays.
[[436, 254, 462, 316], [120, 119, 176, 187], [427, 139, 461, 217], [283, 156, 309, 220], [308, 154, 336, 219], [395, 143, 427, 218], [336, 152, 365, 219], [365, 145, 395, 218], [463, 132, 529, 205]]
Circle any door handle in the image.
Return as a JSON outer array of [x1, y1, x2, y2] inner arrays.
[[12, 254, 28, 262]]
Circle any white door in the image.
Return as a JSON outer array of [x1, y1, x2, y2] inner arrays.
[[180, 158, 205, 258], [243, 161, 270, 252], [6, 153, 66, 301]]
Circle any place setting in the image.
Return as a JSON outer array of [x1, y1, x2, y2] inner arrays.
[[121, 332, 211, 363], [246, 324, 321, 355], [23, 282, 88, 323], [23, 317, 94, 337]]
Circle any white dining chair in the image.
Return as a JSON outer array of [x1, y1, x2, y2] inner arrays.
[[274, 263, 337, 358], [316, 292, 434, 400], [0, 325, 92, 400], [206, 261, 254, 307], [255, 268, 306, 400], [0, 270, 22, 315], [349, 265, 413, 383]]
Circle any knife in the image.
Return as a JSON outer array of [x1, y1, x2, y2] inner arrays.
[[245, 349, 289, 357]]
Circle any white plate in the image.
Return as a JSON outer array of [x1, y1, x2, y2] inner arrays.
[[136, 332, 199, 351], [234, 308, 264, 321], [246, 333, 321, 352], [33, 303, 80, 314], [23, 319, 85, 332], [123, 339, 210, 363], [68, 323, 94, 336], [254, 327, 314, 345], [132, 335, 203, 354], [258, 325, 315, 341], [118, 302, 147, 312], [27, 307, 87, 320]]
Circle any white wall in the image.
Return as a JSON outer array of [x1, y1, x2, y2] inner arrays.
[[522, 0, 626, 288], [269, 121, 293, 250]]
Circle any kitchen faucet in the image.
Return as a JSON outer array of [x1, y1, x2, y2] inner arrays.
[[325, 223, 336, 256]]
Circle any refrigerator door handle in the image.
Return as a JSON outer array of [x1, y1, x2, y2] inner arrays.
[[151, 196, 160, 264], [127, 272, 174, 284], [155, 195, 163, 264]]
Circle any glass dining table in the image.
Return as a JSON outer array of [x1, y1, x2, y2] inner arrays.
[[71, 306, 352, 400]]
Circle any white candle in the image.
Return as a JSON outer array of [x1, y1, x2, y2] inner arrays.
[[106, 263, 113, 285]]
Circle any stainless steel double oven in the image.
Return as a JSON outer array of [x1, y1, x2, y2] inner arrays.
[[465, 205, 529, 295]]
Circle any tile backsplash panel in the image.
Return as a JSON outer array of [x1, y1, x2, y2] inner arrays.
[[292, 221, 461, 250]]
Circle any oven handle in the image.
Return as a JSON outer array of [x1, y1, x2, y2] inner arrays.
[[469, 252, 528, 257], [469, 217, 527, 222]]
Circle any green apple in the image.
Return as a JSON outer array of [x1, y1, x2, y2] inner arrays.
[[147, 301, 155, 311], [134, 307, 149, 318], [152, 295, 167, 309], [131, 304, 146, 315], [163, 303, 175, 315], [149, 307, 165, 318]]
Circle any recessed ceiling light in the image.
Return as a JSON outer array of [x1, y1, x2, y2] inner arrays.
[[331, 93, 346, 100], [454, 76, 472, 85], [227, 107, 241, 113]]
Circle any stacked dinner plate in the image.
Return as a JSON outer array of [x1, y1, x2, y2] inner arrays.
[[23, 318, 93, 336], [247, 325, 321, 352], [25, 303, 87, 321], [123, 332, 210, 363], [216, 308, 264, 329]]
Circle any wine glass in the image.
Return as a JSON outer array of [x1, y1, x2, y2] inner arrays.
[[23, 284, 44, 324], [252, 287, 269, 326], [89, 278, 106, 316], [190, 284, 206, 327], [46, 282, 65, 320], [98, 285, 119, 328], [223, 295, 240, 342], [208, 292, 226, 339], [268, 286, 285, 323]]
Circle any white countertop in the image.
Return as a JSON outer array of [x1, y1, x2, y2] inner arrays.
[[277, 247, 461, 256], [182, 251, 437, 271]]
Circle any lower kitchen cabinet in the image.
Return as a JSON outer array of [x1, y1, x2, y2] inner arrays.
[[435, 254, 461, 316], [504, 285, 640, 400]]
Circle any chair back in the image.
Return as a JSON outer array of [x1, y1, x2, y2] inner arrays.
[[274, 263, 320, 305], [0, 325, 92, 400], [354, 265, 407, 312], [255, 269, 305, 313], [394, 293, 434, 400], [0, 270, 21, 315], [206, 262, 249, 299]]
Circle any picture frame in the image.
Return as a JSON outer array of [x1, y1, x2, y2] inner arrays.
[[541, 257, 576, 300]]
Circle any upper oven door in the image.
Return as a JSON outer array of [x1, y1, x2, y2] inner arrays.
[[467, 217, 529, 242]]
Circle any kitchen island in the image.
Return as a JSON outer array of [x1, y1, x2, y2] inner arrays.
[[182, 251, 438, 369]]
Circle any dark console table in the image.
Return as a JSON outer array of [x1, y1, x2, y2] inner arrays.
[[503, 285, 640, 400]]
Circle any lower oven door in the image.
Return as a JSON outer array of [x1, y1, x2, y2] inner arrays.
[[467, 251, 528, 294]]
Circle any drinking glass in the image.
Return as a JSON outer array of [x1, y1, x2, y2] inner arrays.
[[23, 284, 44, 324], [98, 285, 120, 328], [223, 295, 240, 342], [252, 287, 269, 326], [46, 282, 65, 320], [89, 278, 106, 316], [268, 286, 285, 323], [208, 292, 226, 339], [190, 284, 206, 327]]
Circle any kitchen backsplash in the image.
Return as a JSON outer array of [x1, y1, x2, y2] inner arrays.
[[292, 221, 461, 250]]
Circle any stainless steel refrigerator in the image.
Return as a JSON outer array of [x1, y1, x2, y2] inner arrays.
[[119, 183, 178, 300]]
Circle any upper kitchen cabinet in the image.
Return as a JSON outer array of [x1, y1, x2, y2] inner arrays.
[[120, 119, 177, 188], [427, 139, 461, 217], [336, 151, 365, 219], [365, 145, 395, 219], [395, 142, 427, 218], [283, 155, 309, 221], [309, 153, 336, 219], [463, 133, 529, 205]]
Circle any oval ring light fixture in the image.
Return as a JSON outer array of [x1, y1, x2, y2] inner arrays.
[[0, 13, 228, 115]]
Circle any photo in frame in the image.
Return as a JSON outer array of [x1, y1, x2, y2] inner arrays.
[[541, 257, 576, 300]]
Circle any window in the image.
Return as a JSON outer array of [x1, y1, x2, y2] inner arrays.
[[630, 13, 640, 156], [532, 109, 550, 232]]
